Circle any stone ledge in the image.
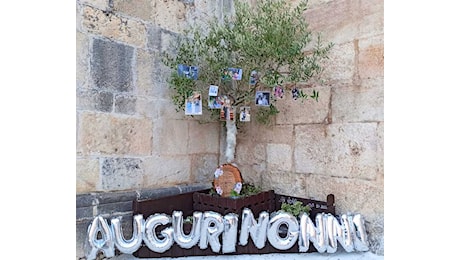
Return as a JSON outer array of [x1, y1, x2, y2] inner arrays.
[[76, 183, 210, 221]]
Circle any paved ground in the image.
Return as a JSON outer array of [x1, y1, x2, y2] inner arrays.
[[111, 251, 384, 260]]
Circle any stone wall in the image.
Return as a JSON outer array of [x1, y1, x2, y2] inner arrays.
[[76, 0, 227, 194], [76, 0, 383, 258], [235, 0, 384, 255], [76, 1, 235, 258]]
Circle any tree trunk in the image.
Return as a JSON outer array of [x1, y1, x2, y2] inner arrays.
[[224, 119, 237, 163]]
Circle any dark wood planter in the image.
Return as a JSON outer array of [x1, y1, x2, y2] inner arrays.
[[193, 189, 276, 217], [132, 189, 335, 258]]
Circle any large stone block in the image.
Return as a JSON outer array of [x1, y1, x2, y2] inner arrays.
[[294, 124, 330, 174], [304, 0, 360, 45], [186, 0, 226, 30], [275, 85, 331, 125], [317, 42, 355, 86], [152, 99, 186, 120], [235, 142, 266, 166], [76, 31, 89, 88], [304, 0, 382, 45], [113, 0, 153, 22], [267, 143, 292, 172], [331, 86, 384, 123], [114, 94, 137, 115], [238, 124, 293, 145], [153, 0, 188, 33], [152, 119, 189, 156], [236, 164, 263, 187], [76, 158, 100, 193], [191, 154, 219, 183], [358, 35, 384, 80], [142, 155, 191, 188], [147, 25, 180, 54], [304, 174, 383, 219], [76, 88, 113, 112], [302, 173, 384, 254], [361, 75, 383, 90], [76, 2, 83, 32], [327, 123, 380, 180], [136, 48, 155, 97], [294, 123, 381, 180], [82, 5, 146, 47], [134, 96, 155, 119], [303, 0, 334, 8], [359, 10, 384, 41], [261, 171, 307, 198], [358, 1, 384, 40], [91, 38, 135, 92], [234, 141, 266, 185], [101, 157, 144, 191], [376, 122, 384, 177], [188, 121, 220, 154], [78, 112, 153, 156], [79, 0, 108, 10]]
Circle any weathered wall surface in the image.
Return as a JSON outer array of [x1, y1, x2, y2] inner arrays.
[[76, 0, 227, 195], [235, 0, 384, 255], [76, 0, 228, 257], [76, 0, 383, 258]]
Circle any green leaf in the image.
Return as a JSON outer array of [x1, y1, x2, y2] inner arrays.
[[161, 0, 333, 125]]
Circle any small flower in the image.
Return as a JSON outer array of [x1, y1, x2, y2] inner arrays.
[[215, 186, 223, 195], [233, 182, 242, 193], [214, 167, 223, 178]]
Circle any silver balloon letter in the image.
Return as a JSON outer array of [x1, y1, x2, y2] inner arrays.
[[222, 213, 239, 253], [267, 211, 299, 250], [85, 216, 115, 260], [298, 212, 311, 253], [199, 211, 224, 253], [111, 214, 145, 254], [298, 212, 328, 253], [326, 214, 354, 253], [172, 211, 202, 249], [352, 214, 369, 251], [239, 208, 269, 249], [143, 214, 174, 253]]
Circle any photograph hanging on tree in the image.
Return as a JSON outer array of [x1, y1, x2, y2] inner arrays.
[[178, 64, 198, 80], [249, 70, 259, 85], [255, 91, 270, 106], [220, 96, 235, 121], [273, 85, 284, 99], [209, 85, 219, 96], [185, 91, 202, 115], [292, 87, 300, 100], [222, 68, 243, 81], [208, 96, 223, 109], [239, 106, 251, 122]]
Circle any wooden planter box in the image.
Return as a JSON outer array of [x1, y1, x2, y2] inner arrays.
[[132, 189, 335, 258], [193, 189, 276, 217]]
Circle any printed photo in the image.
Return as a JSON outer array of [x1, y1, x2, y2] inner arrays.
[[239, 106, 251, 122], [219, 106, 235, 121], [208, 96, 223, 109], [273, 85, 284, 98], [185, 92, 202, 115], [209, 85, 219, 96], [249, 70, 259, 85], [255, 91, 270, 106], [222, 68, 243, 81], [219, 96, 235, 121], [291, 87, 300, 100], [178, 64, 198, 80]]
